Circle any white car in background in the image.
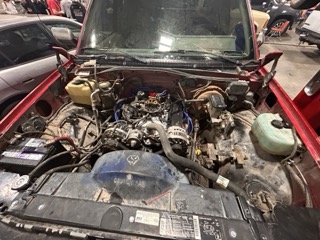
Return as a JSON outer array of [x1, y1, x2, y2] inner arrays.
[[231, 9, 270, 46], [252, 10, 270, 45], [252, 10, 270, 33], [0, 15, 82, 118]]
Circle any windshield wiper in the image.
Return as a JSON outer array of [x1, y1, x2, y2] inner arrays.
[[153, 49, 243, 66], [78, 48, 148, 64]]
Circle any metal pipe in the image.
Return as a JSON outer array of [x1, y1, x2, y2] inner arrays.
[[90, 89, 101, 134]]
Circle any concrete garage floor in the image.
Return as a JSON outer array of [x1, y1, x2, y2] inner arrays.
[[260, 30, 320, 99]]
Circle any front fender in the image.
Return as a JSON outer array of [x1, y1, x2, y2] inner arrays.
[[267, 4, 299, 25]]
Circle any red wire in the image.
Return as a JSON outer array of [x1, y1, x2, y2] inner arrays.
[[52, 136, 81, 155]]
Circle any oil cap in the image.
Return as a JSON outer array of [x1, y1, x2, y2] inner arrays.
[[271, 119, 284, 129], [73, 79, 85, 85]]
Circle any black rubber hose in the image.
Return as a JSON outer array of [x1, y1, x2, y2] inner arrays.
[[281, 127, 298, 164], [44, 161, 89, 175], [285, 164, 312, 208], [146, 123, 247, 199], [28, 150, 74, 179], [286, 164, 313, 208], [292, 163, 313, 208], [280, 127, 313, 207]]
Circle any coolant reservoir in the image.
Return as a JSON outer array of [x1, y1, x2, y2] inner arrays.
[[65, 77, 95, 106], [252, 113, 300, 156]]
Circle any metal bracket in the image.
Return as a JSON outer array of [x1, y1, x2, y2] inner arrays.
[[262, 53, 281, 88], [52, 46, 76, 83], [247, 51, 283, 87], [262, 70, 276, 88]]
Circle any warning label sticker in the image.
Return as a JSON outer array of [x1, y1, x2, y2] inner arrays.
[[159, 213, 201, 239], [193, 215, 201, 240], [159, 213, 223, 240], [135, 210, 160, 226], [25, 138, 45, 148], [216, 175, 230, 188], [1, 151, 43, 161]]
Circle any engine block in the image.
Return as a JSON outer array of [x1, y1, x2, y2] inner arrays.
[[102, 90, 190, 151]]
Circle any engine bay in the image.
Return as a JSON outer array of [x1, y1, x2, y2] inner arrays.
[[0, 66, 315, 239]]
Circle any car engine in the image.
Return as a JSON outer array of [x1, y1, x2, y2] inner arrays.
[[0, 69, 302, 223], [103, 89, 190, 152]]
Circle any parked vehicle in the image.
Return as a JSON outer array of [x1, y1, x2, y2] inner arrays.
[[291, 0, 320, 9], [232, 9, 270, 45], [296, 4, 320, 50], [0, 15, 82, 118], [0, 0, 319, 239], [251, 0, 302, 34], [252, 9, 270, 45]]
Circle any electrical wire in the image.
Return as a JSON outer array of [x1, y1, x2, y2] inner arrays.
[[190, 80, 210, 93], [187, 117, 194, 134], [45, 161, 90, 175], [28, 150, 75, 179], [114, 109, 120, 122], [79, 135, 102, 151], [159, 89, 167, 96], [72, 143, 102, 172], [73, 114, 95, 124], [101, 116, 112, 127], [177, 81, 186, 99], [51, 136, 82, 155], [79, 121, 92, 147], [45, 127, 56, 136], [183, 111, 194, 134]]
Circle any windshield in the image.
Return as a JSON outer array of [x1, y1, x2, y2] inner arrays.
[[78, 0, 254, 60]]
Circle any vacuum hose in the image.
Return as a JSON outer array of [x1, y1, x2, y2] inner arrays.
[[285, 164, 313, 208], [147, 123, 247, 199]]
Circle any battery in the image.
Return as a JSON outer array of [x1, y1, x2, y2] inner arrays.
[[0, 138, 72, 176]]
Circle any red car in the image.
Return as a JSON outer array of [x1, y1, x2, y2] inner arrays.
[[0, 0, 319, 239]]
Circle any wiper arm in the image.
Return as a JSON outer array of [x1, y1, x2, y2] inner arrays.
[[153, 49, 242, 66], [78, 48, 147, 64], [112, 51, 148, 64], [185, 50, 243, 66]]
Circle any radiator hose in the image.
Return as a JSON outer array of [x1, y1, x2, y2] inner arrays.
[[147, 123, 247, 199]]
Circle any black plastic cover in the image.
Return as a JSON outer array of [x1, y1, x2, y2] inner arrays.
[[208, 93, 227, 109], [226, 81, 250, 96], [6, 150, 269, 240], [4, 150, 318, 239], [3, 202, 320, 239]]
